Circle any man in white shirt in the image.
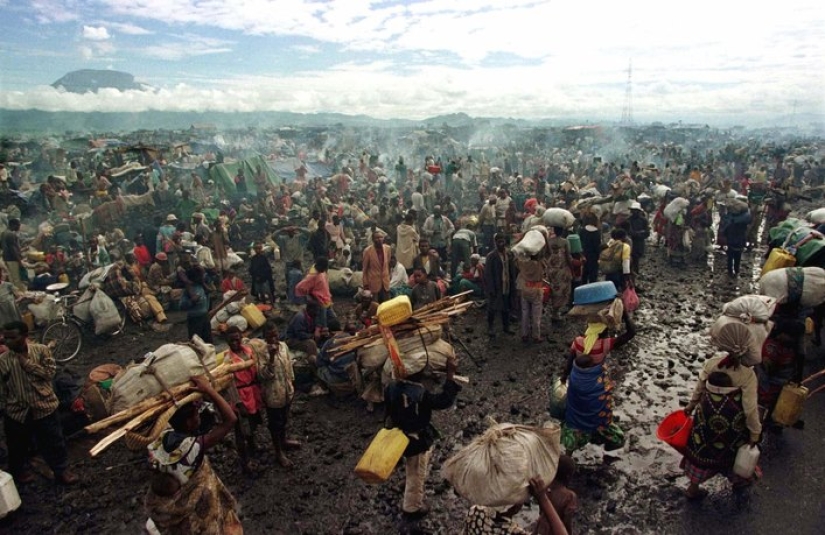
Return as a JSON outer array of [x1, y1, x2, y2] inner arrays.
[[450, 223, 478, 278]]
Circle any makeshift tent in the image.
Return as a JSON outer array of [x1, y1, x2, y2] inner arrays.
[[208, 154, 281, 195]]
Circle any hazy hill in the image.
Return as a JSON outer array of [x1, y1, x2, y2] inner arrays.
[[51, 70, 147, 93]]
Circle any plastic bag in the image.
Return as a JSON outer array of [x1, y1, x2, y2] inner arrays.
[[548, 377, 567, 419], [622, 286, 639, 313], [442, 421, 561, 507], [90, 289, 121, 335], [806, 208, 825, 224]]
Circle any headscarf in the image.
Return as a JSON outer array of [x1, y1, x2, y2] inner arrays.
[[710, 321, 753, 368], [583, 322, 607, 354]]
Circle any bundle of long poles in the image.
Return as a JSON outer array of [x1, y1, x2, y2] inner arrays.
[[328, 292, 474, 359], [85, 359, 254, 457]]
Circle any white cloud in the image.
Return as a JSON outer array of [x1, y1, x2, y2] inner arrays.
[[109, 22, 153, 35], [137, 34, 234, 60], [82, 25, 110, 40], [291, 44, 321, 55]]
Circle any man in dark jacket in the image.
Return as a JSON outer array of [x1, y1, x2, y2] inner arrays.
[[627, 202, 650, 276], [721, 204, 752, 278], [482, 233, 517, 338], [385, 355, 460, 519]]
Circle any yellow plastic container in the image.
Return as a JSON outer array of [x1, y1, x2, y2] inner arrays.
[[806, 317, 814, 335], [26, 250, 45, 262], [771, 383, 808, 426], [240, 303, 266, 330], [376, 295, 412, 326], [354, 428, 409, 484], [761, 248, 796, 275]]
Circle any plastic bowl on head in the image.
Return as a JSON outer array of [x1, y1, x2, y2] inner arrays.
[[572, 281, 618, 306]]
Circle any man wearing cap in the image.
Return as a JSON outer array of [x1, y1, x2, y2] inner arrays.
[[156, 214, 177, 255], [192, 213, 211, 243], [147, 253, 175, 295], [627, 202, 650, 277]]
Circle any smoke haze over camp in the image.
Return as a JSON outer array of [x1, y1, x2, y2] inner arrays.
[[0, 0, 823, 127]]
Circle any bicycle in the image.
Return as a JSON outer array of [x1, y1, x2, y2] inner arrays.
[[40, 285, 127, 364]]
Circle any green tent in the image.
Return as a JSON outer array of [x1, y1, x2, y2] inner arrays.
[[207, 155, 280, 196]]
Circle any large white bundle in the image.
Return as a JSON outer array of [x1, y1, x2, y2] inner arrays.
[[442, 422, 562, 507], [90, 289, 121, 335], [709, 315, 772, 366], [215, 309, 230, 323], [722, 295, 776, 323], [541, 208, 575, 229], [349, 271, 364, 290], [652, 185, 671, 199], [381, 338, 456, 380], [110, 341, 217, 412], [759, 267, 825, 308], [329, 267, 354, 294], [663, 197, 689, 223], [79, 265, 113, 290], [73, 286, 96, 322], [226, 252, 244, 268], [226, 315, 248, 331], [511, 229, 547, 256], [358, 325, 442, 371], [807, 208, 825, 224], [226, 301, 242, 315], [28, 294, 57, 325]]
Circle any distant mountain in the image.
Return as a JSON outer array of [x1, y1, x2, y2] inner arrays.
[[52, 70, 148, 93]]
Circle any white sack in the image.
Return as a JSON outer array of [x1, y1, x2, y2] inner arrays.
[[349, 271, 364, 290], [226, 252, 244, 268], [652, 185, 671, 199], [663, 197, 690, 223], [110, 342, 217, 412], [226, 301, 242, 315], [215, 309, 230, 323], [226, 315, 248, 331], [442, 422, 562, 507], [541, 208, 575, 229], [329, 267, 354, 294], [758, 267, 825, 308], [79, 265, 113, 290], [73, 287, 96, 323], [28, 294, 57, 325], [358, 325, 442, 371], [512, 229, 547, 256], [381, 338, 456, 382], [90, 289, 121, 335], [806, 208, 825, 224], [722, 295, 776, 324]]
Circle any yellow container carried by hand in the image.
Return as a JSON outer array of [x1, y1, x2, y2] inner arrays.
[[761, 248, 796, 275], [376, 295, 412, 326], [771, 383, 808, 426], [240, 303, 266, 330], [354, 428, 409, 484]]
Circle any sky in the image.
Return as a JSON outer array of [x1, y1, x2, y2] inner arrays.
[[0, 0, 823, 126]]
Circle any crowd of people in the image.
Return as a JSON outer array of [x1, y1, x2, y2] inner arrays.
[[0, 129, 823, 533]]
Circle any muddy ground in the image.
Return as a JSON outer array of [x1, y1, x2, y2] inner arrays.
[[2, 235, 825, 535]]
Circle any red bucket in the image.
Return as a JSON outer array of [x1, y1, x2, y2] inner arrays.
[[656, 410, 693, 454]]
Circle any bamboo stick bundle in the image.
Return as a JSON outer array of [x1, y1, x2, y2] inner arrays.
[[88, 374, 238, 457], [85, 359, 253, 435], [326, 294, 472, 358]]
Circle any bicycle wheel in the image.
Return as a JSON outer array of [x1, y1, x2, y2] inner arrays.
[[41, 320, 83, 364]]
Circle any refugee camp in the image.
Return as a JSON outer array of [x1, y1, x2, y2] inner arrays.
[[0, 1, 822, 534]]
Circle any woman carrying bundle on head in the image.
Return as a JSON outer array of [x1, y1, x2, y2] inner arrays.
[[681, 321, 762, 499]]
